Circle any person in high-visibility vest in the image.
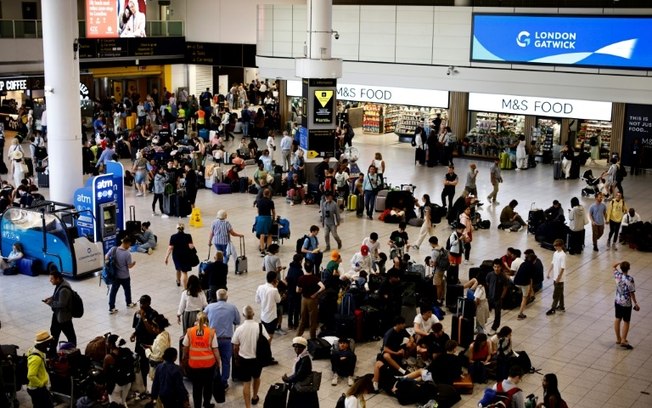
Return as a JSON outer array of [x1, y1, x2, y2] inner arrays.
[[182, 312, 221, 407]]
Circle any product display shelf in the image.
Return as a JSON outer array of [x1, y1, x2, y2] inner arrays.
[[576, 120, 612, 157], [363, 103, 383, 134], [384, 105, 399, 133], [395, 107, 448, 136]]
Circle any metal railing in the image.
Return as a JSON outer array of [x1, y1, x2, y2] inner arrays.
[[0, 20, 183, 39]]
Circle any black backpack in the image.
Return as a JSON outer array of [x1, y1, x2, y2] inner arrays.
[[296, 234, 309, 254], [70, 289, 84, 318], [113, 348, 136, 386]]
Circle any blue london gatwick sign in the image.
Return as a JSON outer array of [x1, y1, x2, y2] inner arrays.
[[471, 14, 652, 69]]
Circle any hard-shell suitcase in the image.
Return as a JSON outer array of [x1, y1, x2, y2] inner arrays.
[[263, 383, 288, 408], [528, 206, 545, 235], [126, 205, 141, 236], [359, 305, 382, 341], [499, 152, 512, 170], [415, 148, 425, 165], [37, 171, 49, 188], [163, 193, 177, 216], [567, 229, 584, 254], [198, 128, 209, 141], [446, 284, 464, 311], [235, 236, 248, 274], [375, 189, 389, 212], [451, 297, 474, 348], [212, 182, 232, 195], [553, 161, 563, 180]]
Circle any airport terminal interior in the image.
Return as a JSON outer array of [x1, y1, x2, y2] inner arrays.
[[1, 130, 651, 407]]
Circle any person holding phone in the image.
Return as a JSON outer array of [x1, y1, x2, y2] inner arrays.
[[612, 261, 639, 350]]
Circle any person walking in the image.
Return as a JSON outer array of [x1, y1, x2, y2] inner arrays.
[[320, 191, 342, 251], [182, 312, 221, 408], [545, 239, 567, 316], [209, 210, 245, 266], [606, 191, 627, 251], [464, 163, 479, 197], [150, 348, 189, 408], [486, 259, 509, 335], [589, 192, 607, 252], [255, 188, 276, 256], [26, 331, 54, 407], [612, 261, 639, 350], [412, 194, 436, 250], [487, 158, 502, 204], [164, 223, 195, 288], [280, 131, 293, 172], [177, 275, 208, 333], [255, 271, 282, 343], [44, 270, 77, 346], [107, 236, 137, 314], [205, 289, 241, 390], [232, 305, 270, 408]]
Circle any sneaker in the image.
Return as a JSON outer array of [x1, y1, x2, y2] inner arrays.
[[557, 307, 565, 312], [546, 309, 556, 316], [621, 343, 633, 350], [152, 212, 159, 216], [136, 193, 143, 197], [337, 241, 342, 250], [517, 314, 527, 320], [127, 303, 137, 308], [348, 376, 355, 386], [275, 328, 287, 335], [331, 374, 339, 386], [161, 214, 170, 219], [109, 308, 118, 314], [464, 259, 471, 265], [147, 248, 153, 255]]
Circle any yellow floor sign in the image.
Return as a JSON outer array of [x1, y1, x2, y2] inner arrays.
[[189, 207, 203, 227]]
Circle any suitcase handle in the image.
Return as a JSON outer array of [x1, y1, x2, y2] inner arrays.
[[206, 245, 212, 262], [129, 205, 136, 222], [239, 236, 246, 256]]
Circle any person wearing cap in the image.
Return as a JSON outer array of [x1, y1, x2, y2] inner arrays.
[[232, 305, 270, 408], [164, 223, 195, 288], [27, 331, 53, 407], [209, 209, 244, 266], [9, 148, 26, 187], [283, 336, 319, 407], [348, 245, 372, 279], [330, 337, 357, 387], [44, 270, 77, 347], [320, 191, 342, 251], [204, 289, 241, 389], [107, 236, 137, 314]]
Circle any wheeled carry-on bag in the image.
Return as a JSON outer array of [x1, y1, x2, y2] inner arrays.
[[126, 205, 141, 236], [263, 383, 288, 408], [451, 297, 474, 348], [235, 236, 248, 274]]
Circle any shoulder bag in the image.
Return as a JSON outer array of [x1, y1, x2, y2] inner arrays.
[[256, 323, 273, 366], [294, 370, 322, 393]]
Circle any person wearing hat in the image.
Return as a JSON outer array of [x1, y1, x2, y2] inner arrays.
[[283, 336, 319, 407], [44, 270, 77, 347], [107, 236, 137, 314], [330, 337, 357, 386], [232, 305, 270, 408], [349, 245, 372, 278], [164, 222, 195, 288], [9, 148, 26, 187], [27, 330, 54, 407], [209, 209, 244, 266]]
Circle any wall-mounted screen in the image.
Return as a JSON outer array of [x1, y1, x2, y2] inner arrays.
[[86, 0, 147, 39], [471, 14, 652, 69]]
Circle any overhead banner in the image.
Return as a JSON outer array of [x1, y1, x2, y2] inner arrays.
[[468, 92, 612, 121], [471, 14, 652, 69], [287, 80, 449, 108], [86, 0, 147, 39]]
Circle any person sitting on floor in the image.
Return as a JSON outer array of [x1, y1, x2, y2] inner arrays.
[[330, 337, 357, 387], [372, 316, 414, 392]]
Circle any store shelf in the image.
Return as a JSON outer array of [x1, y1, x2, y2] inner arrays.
[[465, 111, 524, 159], [396, 107, 448, 135]]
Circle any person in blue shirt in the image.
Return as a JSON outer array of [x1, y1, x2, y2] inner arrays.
[[204, 289, 241, 388]]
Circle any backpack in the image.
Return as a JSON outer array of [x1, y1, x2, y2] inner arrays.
[[436, 247, 450, 271], [616, 165, 627, 182], [101, 247, 117, 286], [335, 393, 346, 408], [113, 347, 136, 386], [69, 288, 84, 318], [296, 234, 310, 254], [478, 382, 521, 408]]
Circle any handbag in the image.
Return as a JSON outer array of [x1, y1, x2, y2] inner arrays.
[[188, 247, 200, 267], [20, 163, 29, 174], [255, 323, 273, 366], [294, 371, 322, 393]]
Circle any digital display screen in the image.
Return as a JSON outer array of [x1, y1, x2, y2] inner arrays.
[[471, 14, 652, 69], [86, 0, 147, 39]]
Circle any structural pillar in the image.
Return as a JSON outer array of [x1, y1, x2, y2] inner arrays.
[[41, 0, 83, 203]]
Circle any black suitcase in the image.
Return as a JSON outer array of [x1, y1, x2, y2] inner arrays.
[[451, 314, 473, 349], [163, 193, 177, 216], [126, 205, 141, 236], [567, 229, 584, 254], [359, 305, 382, 341], [446, 264, 460, 284], [37, 171, 49, 188], [528, 208, 545, 234], [502, 284, 522, 310], [569, 158, 581, 179], [445, 284, 464, 311], [239, 176, 249, 193], [334, 314, 356, 340], [263, 383, 288, 408], [307, 338, 331, 360]]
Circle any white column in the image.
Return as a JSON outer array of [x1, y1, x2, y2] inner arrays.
[[307, 0, 332, 60], [41, 0, 82, 203]]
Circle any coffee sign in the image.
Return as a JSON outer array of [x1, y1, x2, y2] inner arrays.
[[0, 78, 28, 92]]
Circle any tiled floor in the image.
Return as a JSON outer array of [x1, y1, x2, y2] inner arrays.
[[2, 131, 651, 407]]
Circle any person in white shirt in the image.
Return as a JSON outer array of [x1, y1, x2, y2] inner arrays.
[[255, 272, 281, 343], [177, 275, 208, 333], [413, 308, 439, 341], [266, 133, 276, 160], [349, 245, 372, 276], [361, 233, 381, 272], [232, 305, 270, 408], [620, 208, 642, 245], [279, 131, 293, 171], [509, 249, 523, 277], [546, 239, 566, 316]]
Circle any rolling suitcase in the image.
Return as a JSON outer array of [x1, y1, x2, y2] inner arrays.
[[567, 229, 584, 254], [374, 189, 389, 212], [359, 305, 382, 341], [198, 128, 209, 141], [37, 171, 49, 188], [528, 207, 545, 235], [451, 297, 474, 348], [163, 193, 177, 216], [263, 383, 288, 408], [415, 148, 425, 165], [126, 205, 141, 236], [235, 236, 248, 274], [445, 284, 463, 311], [553, 161, 563, 180]]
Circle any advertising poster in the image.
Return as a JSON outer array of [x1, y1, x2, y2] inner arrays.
[[621, 104, 652, 169], [471, 14, 652, 69], [313, 90, 335, 125], [86, 0, 147, 39]]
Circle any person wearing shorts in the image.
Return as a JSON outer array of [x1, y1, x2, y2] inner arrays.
[[255, 272, 281, 344], [612, 261, 639, 350], [232, 305, 270, 408], [255, 188, 275, 256], [512, 252, 532, 321], [427, 236, 446, 304]]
